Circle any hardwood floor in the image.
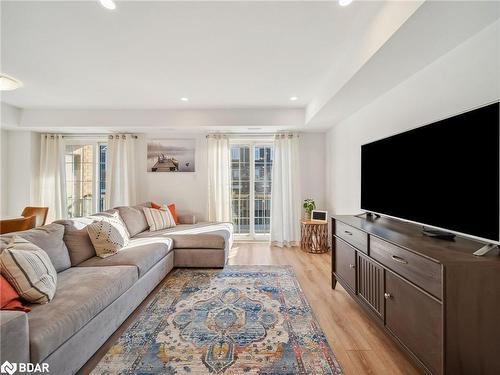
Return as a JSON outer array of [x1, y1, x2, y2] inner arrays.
[[80, 242, 419, 374], [228, 242, 419, 375]]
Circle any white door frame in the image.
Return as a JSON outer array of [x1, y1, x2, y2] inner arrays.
[[230, 140, 273, 241]]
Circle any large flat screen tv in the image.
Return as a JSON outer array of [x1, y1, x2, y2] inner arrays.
[[361, 102, 500, 244]]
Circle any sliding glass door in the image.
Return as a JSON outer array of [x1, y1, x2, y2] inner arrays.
[[231, 143, 273, 239]]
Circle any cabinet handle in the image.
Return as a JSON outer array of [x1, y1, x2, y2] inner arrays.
[[349, 264, 355, 269], [391, 255, 408, 264], [384, 292, 391, 299], [344, 230, 352, 235]]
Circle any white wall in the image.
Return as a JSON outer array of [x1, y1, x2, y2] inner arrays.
[[326, 20, 500, 215], [0, 130, 40, 216], [0, 130, 9, 216], [300, 133, 326, 211], [135, 132, 210, 221], [0, 127, 325, 221], [136, 131, 326, 222]]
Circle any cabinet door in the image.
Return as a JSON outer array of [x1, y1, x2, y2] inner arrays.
[[334, 238, 356, 291], [385, 271, 442, 375], [357, 253, 384, 319]]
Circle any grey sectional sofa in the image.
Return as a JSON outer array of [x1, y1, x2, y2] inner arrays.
[[0, 204, 233, 375]]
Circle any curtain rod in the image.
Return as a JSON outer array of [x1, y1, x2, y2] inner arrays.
[[206, 133, 299, 138], [44, 134, 138, 139]]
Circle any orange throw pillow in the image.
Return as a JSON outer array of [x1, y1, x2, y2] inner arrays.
[[167, 204, 180, 225], [1, 275, 31, 312], [151, 202, 180, 224]]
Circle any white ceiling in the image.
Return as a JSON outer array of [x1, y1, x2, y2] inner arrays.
[[1, 1, 498, 132], [1, 1, 389, 109]]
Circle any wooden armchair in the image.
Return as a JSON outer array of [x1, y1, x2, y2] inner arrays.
[[0, 216, 37, 235], [21, 207, 49, 227]]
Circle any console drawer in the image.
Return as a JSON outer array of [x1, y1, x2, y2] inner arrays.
[[370, 237, 442, 299], [335, 222, 368, 254]]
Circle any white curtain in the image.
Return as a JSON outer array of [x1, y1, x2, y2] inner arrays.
[[40, 134, 67, 222], [271, 133, 301, 247], [105, 134, 137, 208], [207, 134, 231, 222]]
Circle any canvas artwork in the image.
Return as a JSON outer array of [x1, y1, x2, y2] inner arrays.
[[147, 139, 196, 172]]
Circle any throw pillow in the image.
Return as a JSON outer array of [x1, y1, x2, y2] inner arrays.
[[151, 202, 180, 224], [87, 212, 130, 258], [0, 237, 57, 304], [0, 275, 31, 312], [143, 206, 176, 232]]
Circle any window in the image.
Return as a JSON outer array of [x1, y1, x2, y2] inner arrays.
[[65, 142, 107, 218], [231, 143, 273, 238]]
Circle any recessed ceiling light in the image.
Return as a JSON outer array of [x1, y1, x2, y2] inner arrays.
[[99, 0, 116, 10], [289, 96, 298, 101], [339, 0, 353, 6], [180, 97, 189, 102], [0, 74, 23, 91]]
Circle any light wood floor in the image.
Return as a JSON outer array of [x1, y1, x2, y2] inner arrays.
[[80, 242, 419, 374], [228, 242, 419, 375]]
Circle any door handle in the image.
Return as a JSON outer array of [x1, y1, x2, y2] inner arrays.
[[344, 230, 352, 235], [391, 255, 408, 264], [384, 292, 391, 299], [349, 264, 355, 269]]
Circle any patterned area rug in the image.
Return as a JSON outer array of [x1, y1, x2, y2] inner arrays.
[[92, 266, 343, 374]]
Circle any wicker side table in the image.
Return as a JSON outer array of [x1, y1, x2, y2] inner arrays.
[[300, 220, 329, 253]]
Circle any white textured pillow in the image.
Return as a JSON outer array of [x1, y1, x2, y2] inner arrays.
[[144, 207, 176, 231], [0, 236, 57, 304], [87, 212, 130, 258]]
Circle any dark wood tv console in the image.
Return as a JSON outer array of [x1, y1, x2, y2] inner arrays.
[[332, 215, 500, 375]]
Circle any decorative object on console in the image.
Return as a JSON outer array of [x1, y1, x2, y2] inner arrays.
[[92, 266, 343, 375], [86, 212, 130, 258], [301, 220, 329, 253], [0, 236, 57, 304], [303, 198, 316, 220], [147, 139, 196, 172]]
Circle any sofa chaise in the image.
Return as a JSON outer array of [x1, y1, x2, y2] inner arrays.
[[0, 203, 233, 375]]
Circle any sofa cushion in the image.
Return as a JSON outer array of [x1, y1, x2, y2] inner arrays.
[[77, 237, 173, 278], [0, 237, 58, 304], [115, 204, 151, 237], [0, 223, 71, 272], [28, 266, 137, 363], [175, 248, 225, 268], [133, 223, 229, 249], [87, 212, 130, 258], [143, 206, 176, 231], [54, 217, 97, 266]]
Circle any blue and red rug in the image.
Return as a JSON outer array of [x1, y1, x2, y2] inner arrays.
[[93, 266, 343, 374]]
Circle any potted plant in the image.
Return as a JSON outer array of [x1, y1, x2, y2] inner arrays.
[[303, 199, 316, 220]]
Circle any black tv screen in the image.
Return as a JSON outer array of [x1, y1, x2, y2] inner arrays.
[[361, 102, 500, 243]]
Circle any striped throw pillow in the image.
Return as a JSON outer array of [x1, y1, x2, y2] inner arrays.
[[143, 207, 176, 232], [87, 212, 130, 258], [0, 236, 57, 304]]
